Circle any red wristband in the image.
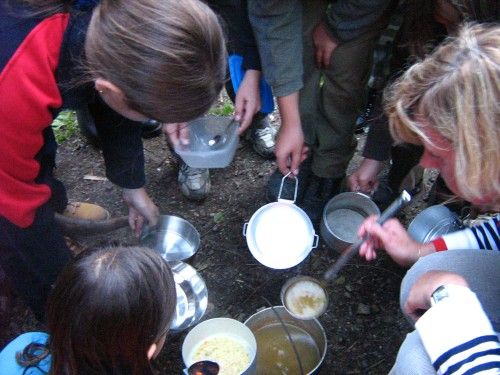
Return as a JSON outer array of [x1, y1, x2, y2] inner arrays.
[[432, 237, 448, 251]]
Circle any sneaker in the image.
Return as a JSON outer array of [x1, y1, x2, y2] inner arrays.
[[178, 162, 211, 201], [63, 202, 110, 221], [300, 174, 344, 226], [247, 117, 277, 159]]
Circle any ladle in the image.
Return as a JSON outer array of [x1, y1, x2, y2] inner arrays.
[[281, 190, 412, 320], [185, 360, 220, 375]]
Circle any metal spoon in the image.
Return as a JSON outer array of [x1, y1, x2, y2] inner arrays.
[[207, 119, 237, 147], [186, 360, 219, 375], [281, 190, 412, 320]]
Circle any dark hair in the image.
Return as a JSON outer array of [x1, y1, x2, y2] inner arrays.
[[45, 246, 176, 375], [401, 0, 498, 56]]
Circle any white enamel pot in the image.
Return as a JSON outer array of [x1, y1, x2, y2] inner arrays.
[[243, 173, 319, 269]]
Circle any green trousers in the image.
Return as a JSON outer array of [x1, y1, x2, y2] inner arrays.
[[299, 1, 383, 178]]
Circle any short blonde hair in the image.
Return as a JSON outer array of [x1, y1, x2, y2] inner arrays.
[[385, 23, 500, 205]]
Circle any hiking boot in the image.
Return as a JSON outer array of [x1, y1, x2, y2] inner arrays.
[[63, 202, 110, 220], [300, 174, 344, 227], [178, 162, 211, 201], [247, 117, 277, 159], [265, 158, 312, 203]]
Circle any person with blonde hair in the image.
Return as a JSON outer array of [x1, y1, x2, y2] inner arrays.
[[0, 0, 225, 320], [357, 24, 500, 373]]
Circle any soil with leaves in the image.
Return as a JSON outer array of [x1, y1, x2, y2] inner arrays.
[[0, 113, 437, 374]]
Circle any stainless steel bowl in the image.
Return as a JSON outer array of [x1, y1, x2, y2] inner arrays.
[[408, 205, 463, 243], [244, 306, 327, 374], [321, 192, 380, 252], [170, 261, 208, 332], [140, 215, 200, 262]]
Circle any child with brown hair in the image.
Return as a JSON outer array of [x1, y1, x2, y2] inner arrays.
[[0, 246, 177, 375], [0, 0, 225, 319]]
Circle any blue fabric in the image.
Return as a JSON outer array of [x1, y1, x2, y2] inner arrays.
[[228, 54, 274, 114], [74, 0, 100, 11], [0, 332, 51, 374]]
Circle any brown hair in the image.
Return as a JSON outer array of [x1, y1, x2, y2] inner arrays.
[[385, 23, 500, 206], [46, 246, 176, 375], [85, 0, 226, 123]]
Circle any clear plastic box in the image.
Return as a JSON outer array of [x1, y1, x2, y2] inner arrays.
[[174, 115, 239, 168]]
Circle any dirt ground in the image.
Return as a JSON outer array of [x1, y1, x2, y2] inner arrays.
[[0, 114, 436, 374]]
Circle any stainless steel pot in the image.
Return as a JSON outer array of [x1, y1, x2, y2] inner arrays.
[[320, 192, 380, 252], [408, 204, 463, 243], [243, 174, 319, 269], [244, 306, 327, 374]]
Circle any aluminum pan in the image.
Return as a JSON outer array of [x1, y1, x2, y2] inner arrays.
[[245, 201, 316, 269], [169, 261, 208, 332]]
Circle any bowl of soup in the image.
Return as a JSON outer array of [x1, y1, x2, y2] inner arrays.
[[182, 318, 257, 375]]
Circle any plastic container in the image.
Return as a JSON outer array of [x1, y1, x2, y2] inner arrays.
[[174, 115, 239, 168]]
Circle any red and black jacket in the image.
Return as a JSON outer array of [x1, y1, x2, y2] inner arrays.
[[0, 2, 145, 228]]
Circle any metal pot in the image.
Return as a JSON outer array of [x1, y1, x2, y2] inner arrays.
[[408, 204, 463, 243], [243, 174, 319, 269], [244, 306, 327, 374], [320, 192, 380, 252], [140, 215, 200, 262]]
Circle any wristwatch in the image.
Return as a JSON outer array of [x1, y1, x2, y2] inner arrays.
[[430, 284, 469, 306]]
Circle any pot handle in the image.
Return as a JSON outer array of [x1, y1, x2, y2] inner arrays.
[[242, 222, 248, 237], [312, 234, 319, 249], [277, 172, 298, 203]]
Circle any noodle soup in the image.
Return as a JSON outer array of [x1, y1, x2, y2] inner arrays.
[[191, 335, 251, 375]]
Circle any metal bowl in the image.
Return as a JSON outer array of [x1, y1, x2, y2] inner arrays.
[[244, 306, 327, 374], [321, 192, 380, 252], [170, 261, 208, 332], [408, 205, 463, 243], [140, 215, 200, 262]]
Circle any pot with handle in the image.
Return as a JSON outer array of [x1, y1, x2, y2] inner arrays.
[[243, 173, 319, 269]]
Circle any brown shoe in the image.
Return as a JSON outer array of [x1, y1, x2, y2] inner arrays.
[[63, 202, 110, 221]]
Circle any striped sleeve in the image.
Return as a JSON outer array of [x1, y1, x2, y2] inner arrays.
[[432, 215, 500, 251], [415, 287, 500, 374]]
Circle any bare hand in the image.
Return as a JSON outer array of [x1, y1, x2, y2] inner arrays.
[[404, 271, 469, 322], [358, 216, 424, 266], [348, 158, 384, 193], [122, 187, 160, 237], [235, 69, 261, 134], [275, 123, 308, 176], [312, 21, 338, 69], [275, 93, 308, 175], [162, 122, 189, 147]]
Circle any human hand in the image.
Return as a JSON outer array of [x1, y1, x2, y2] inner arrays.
[[358, 216, 427, 267], [312, 21, 338, 69], [162, 122, 189, 147], [235, 69, 261, 134], [275, 93, 308, 175], [122, 187, 160, 237], [348, 158, 384, 193], [275, 123, 308, 176], [404, 271, 469, 322]]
